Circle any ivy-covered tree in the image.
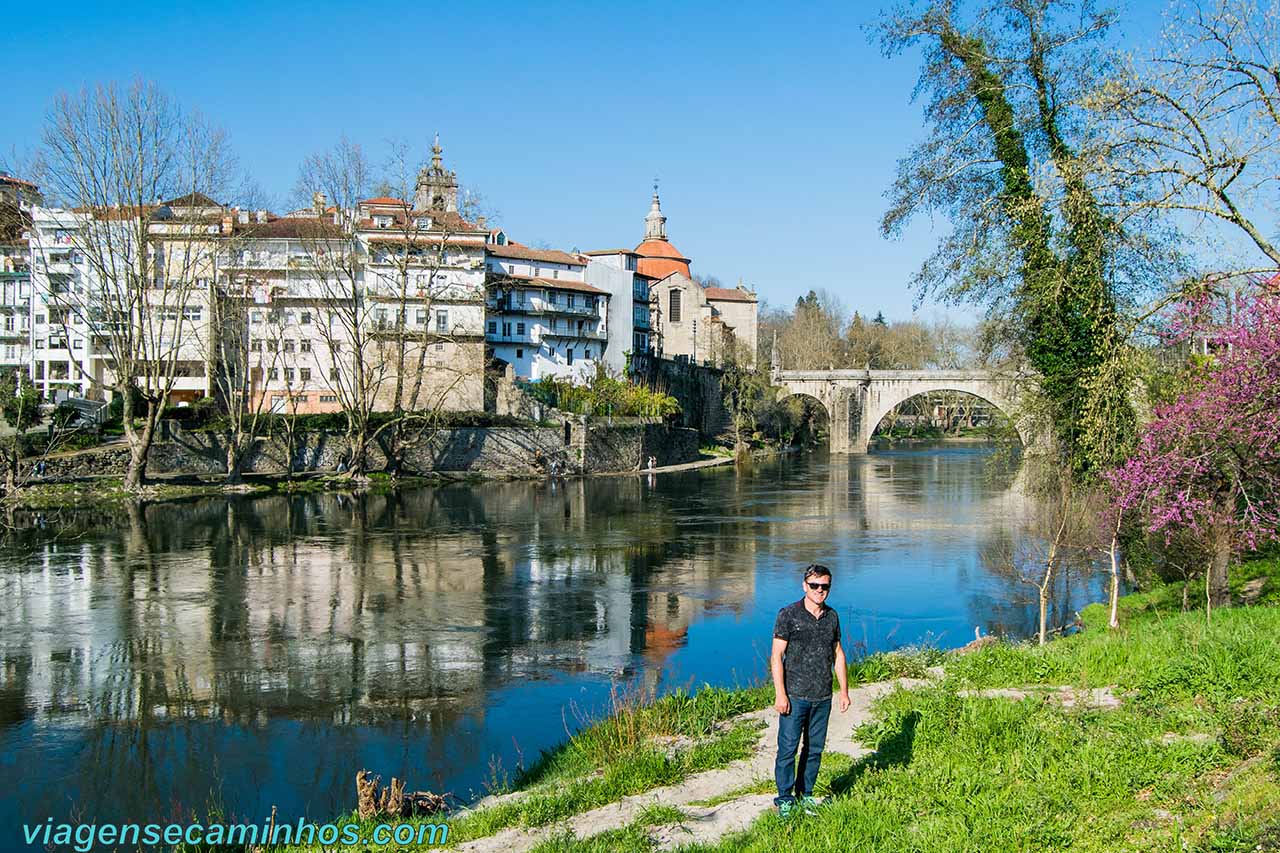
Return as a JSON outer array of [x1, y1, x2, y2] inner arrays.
[[874, 0, 1167, 474]]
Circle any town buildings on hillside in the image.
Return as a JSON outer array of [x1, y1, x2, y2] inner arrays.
[[8, 145, 760, 413]]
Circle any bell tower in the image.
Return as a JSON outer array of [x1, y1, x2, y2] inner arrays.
[[643, 179, 667, 241], [414, 133, 458, 212]]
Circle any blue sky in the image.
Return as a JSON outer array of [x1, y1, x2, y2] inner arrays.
[[3, 0, 1171, 321]]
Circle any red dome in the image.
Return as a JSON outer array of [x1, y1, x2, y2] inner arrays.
[[634, 238, 690, 279]]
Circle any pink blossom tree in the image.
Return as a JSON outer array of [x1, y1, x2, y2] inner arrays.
[[1108, 286, 1280, 612]]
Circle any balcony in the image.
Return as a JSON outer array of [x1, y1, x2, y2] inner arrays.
[[543, 327, 606, 341]]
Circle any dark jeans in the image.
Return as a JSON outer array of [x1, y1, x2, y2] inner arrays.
[[774, 696, 832, 804]]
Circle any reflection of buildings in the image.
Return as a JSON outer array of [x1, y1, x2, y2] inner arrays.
[[0, 479, 759, 734]]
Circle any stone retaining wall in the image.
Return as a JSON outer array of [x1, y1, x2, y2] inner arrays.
[[36, 420, 700, 480]]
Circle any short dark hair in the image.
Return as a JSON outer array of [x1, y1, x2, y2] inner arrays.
[[803, 564, 832, 581]]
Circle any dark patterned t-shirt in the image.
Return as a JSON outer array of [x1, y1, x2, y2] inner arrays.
[[773, 600, 841, 700]]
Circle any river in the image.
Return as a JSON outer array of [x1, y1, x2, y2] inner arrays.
[[0, 443, 1102, 838]]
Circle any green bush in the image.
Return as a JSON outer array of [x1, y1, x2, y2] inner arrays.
[[524, 366, 680, 418]]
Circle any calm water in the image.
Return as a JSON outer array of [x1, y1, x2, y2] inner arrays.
[[0, 445, 1099, 838]]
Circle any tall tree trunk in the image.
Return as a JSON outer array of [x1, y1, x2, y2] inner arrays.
[[1107, 513, 1123, 629], [1207, 517, 1232, 612], [224, 437, 243, 486], [124, 417, 157, 492], [1038, 577, 1051, 646]]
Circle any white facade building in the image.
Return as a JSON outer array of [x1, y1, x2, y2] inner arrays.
[[582, 250, 652, 375], [485, 244, 609, 381]]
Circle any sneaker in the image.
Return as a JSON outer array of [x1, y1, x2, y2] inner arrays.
[[800, 796, 821, 815], [777, 799, 798, 819]]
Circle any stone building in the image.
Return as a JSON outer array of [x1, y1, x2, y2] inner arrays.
[[634, 190, 758, 366]]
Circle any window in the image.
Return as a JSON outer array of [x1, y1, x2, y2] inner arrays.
[[516, 322, 525, 335], [553, 269, 559, 279], [285, 310, 295, 325], [488, 321, 497, 334], [515, 348, 523, 358], [268, 368, 279, 380], [548, 291, 558, 304], [295, 395, 308, 403], [35, 339, 44, 349], [300, 368, 311, 381], [283, 340, 295, 353], [35, 315, 45, 326], [251, 340, 262, 352], [584, 348, 591, 359], [331, 341, 342, 354], [300, 340, 311, 352], [435, 342, 444, 351], [436, 310, 448, 333], [3, 316, 13, 332], [374, 215, 392, 229], [416, 309, 427, 324], [329, 368, 339, 381], [284, 368, 295, 381], [266, 339, 278, 352], [72, 339, 83, 350], [320, 395, 338, 403], [550, 317, 558, 331], [568, 293, 576, 308], [669, 290, 682, 323], [502, 322, 511, 336], [300, 311, 311, 325], [567, 347, 575, 365]]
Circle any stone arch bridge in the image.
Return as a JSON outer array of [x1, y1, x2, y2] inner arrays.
[[772, 369, 1030, 453]]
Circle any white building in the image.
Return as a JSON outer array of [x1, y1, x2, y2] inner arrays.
[[0, 191, 34, 377], [484, 244, 609, 381], [581, 249, 654, 374]]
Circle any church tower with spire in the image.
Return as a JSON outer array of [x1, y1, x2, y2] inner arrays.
[[634, 182, 690, 279], [414, 134, 458, 212]]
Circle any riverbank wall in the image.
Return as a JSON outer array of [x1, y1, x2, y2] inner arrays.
[[34, 419, 701, 481]]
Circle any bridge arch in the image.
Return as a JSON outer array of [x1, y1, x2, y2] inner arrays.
[[774, 390, 834, 446], [864, 385, 1024, 451], [771, 370, 1031, 454]]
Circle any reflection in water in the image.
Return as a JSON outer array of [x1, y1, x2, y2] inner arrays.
[[0, 445, 1099, 837]]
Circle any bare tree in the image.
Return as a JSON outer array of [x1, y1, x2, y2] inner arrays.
[[1096, 0, 1280, 270], [204, 278, 283, 484], [33, 81, 239, 491], [293, 137, 489, 479]]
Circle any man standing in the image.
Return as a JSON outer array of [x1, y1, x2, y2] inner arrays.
[[771, 564, 850, 817]]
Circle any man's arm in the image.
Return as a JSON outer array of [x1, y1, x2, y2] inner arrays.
[[771, 637, 790, 715], [833, 641, 850, 713]]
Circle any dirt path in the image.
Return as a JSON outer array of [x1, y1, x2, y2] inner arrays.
[[442, 677, 932, 853]]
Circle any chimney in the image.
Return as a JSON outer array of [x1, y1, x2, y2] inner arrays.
[[238, 210, 249, 224], [312, 192, 326, 215], [255, 210, 267, 223], [221, 214, 234, 234], [476, 215, 486, 229]]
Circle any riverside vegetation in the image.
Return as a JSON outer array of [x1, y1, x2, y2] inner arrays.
[[243, 554, 1279, 853]]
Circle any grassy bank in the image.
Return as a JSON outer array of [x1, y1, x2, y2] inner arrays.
[[693, 557, 1280, 853]]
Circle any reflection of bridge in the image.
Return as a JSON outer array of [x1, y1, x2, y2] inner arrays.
[[772, 369, 1029, 453]]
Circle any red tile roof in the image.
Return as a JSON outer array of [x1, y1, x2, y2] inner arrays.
[[360, 196, 409, 207], [162, 191, 222, 208], [486, 244, 584, 266], [705, 286, 757, 303], [0, 175, 38, 189], [582, 248, 636, 256], [489, 272, 607, 295]]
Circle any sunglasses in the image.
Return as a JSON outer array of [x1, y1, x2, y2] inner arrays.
[[806, 582, 831, 591]]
